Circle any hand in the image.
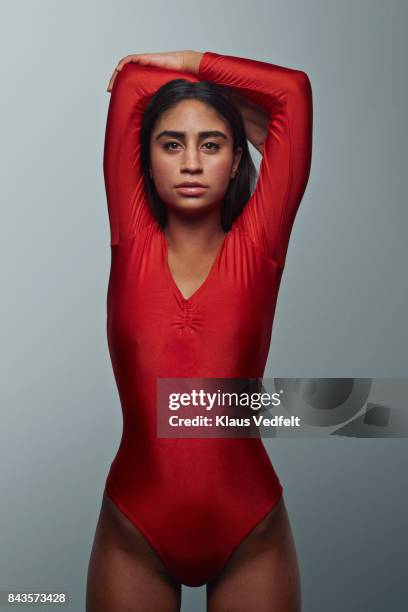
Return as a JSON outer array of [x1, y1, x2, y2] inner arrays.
[[227, 88, 270, 154], [106, 50, 199, 92]]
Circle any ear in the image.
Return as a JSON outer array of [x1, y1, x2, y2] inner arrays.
[[231, 147, 243, 178]]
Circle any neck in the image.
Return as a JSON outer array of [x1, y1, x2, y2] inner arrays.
[[164, 208, 226, 253]]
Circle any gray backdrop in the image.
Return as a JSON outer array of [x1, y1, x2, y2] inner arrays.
[[0, 0, 407, 610]]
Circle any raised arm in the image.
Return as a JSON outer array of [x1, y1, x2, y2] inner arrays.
[[198, 51, 313, 268], [103, 62, 199, 246]]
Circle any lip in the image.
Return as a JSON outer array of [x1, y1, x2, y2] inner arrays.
[[175, 182, 207, 187], [175, 185, 208, 197]]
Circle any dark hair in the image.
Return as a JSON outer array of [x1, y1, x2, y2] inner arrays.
[[140, 78, 258, 231]]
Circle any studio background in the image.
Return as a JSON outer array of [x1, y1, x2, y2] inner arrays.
[[0, 0, 407, 610]]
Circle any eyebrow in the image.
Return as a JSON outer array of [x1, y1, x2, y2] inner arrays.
[[155, 130, 228, 141]]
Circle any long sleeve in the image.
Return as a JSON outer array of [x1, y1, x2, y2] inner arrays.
[[103, 62, 200, 246], [198, 51, 313, 268]]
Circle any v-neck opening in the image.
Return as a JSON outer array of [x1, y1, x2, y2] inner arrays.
[[160, 229, 230, 303]]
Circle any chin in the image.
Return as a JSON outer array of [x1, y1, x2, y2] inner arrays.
[[166, 196, 213, 210]]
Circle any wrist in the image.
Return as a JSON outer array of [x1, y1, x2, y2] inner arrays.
[[184, 50, 203, 75]]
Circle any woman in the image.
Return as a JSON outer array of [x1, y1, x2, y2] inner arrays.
[[87, 49, 313, 612]]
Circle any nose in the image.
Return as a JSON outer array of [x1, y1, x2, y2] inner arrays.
[[180, 146, 203, 173]]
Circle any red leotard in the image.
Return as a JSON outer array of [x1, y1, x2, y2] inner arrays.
[[103, 51, 313, 587]]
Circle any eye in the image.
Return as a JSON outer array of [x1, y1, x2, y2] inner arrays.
[[163, 141, 181, 151], [203, 142, 220, 151], [162, 141, 221, 152]]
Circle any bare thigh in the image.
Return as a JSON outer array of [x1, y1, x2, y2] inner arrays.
[[86, 492, 181, 612], [206, 497, 301, 612]]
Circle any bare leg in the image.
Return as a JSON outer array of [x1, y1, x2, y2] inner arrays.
[[206, 497, 301, 612], [86, 492, 182, 612]]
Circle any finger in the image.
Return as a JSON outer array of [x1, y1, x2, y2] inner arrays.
[[107, 61, 131, 91], [116, 54, 146, 72], [106, 69, 119, 92], [107, 54, 151, 91]]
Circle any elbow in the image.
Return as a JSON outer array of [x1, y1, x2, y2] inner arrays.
[[285, 70, 312, 109], [291, 70, 312, 97]]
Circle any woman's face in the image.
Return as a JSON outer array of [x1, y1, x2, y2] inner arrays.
[[149, 99, 242, 216]]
